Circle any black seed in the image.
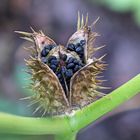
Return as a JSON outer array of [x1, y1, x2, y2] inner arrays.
[[61, 66, 67, 74], [65, 69, 73, 78], [48, 56, 57, 62], [41, 57, 47, 64], [44, 44, 55, 50], [50, 59, 59, 66], [66, 63, 75, 69], [75, 43, 81, 49], [74, 65, 79, 72], [57, 73, 62, 79], [78, 65, 82, 69], [80, 63, 85, 67], [79, 54, 84, 58], [67, 57, 74, 63], [73, 59, 79, 64], [41, 49, 50, 57], [80, 40, 86, 46], [67, 44, 75, 51], [75, 47, 83, 53], [50, 64, 57, 71], [78, 50, 84, 55], [46, 49, 50, 53], [59, 78, 63, 83]]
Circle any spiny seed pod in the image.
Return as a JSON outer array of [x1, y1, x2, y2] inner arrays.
[[15, 13, 107, 116]]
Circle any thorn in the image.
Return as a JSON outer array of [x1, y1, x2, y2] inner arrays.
[[29, 55, 36, 60], [39, 107, 44, 114], [21, 68, 28, 72], [85, 13, 88, 26], [23, 77, 33, 81], [15, 31, 32, 37], [27, 100, 39, 107], [93, 33, 100, 37], [90, 17, 100, 28], [97, 86, 111, 90], [33, 70, 45, 77], [19, 96, 32, 100], [30, 26, 36, 33], [23, 46, 35, 51], [39, 30, 44, 35], [94, 90, 106, 96], [41, 109, 47, 117], [96, 75, 104, 78], [81, 14, 84, 28], [22, 69, 31, 74], [22, 85, 32, 89], [94, 45, 105, 51], [98, 54, 107, 61], [34, 81, 41, 88], [32, 105, 42, 114], [77, 11, 81, 30], [20, 36, 33, 42], [96, 79, 108, 83]]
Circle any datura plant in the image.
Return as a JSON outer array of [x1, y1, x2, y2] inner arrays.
[[15, 13, 107, 116], [0, 13, 140, 140]]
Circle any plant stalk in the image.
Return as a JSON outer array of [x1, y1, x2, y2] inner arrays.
[[0, 113, 70, 135], [55, 132, 77, 140]]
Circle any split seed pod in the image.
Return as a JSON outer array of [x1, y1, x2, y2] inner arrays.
[[16, 13, 107, 115]]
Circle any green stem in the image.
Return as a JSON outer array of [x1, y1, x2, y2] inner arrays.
[[0, 113, 70, 135], [0, 74, 140, 137], [55, 132, 77, 140]]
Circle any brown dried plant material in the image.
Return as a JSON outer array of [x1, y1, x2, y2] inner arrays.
[[15, 13, 106, 115]]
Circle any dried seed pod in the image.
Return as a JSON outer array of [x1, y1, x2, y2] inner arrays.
[[15, 13, 107, 115]]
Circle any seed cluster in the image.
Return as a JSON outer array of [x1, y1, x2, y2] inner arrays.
[[67, 39, 86, 62], [40, 44, 85, 95], [41, 44, 56, 63]]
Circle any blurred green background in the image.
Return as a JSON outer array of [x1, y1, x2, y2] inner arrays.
[[0, 0, 140, 140]]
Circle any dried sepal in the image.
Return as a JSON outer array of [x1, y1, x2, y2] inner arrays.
[[16, 30, 70, 115], [15, 30, 56, 57], [70, 58, 106, 107], [26, 53, 69, 114], [67, 13, 101, 64]]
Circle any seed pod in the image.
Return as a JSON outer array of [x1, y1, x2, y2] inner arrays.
[[15, 13, 107, 115]]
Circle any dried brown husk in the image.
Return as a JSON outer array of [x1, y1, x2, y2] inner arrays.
[[17, 30, 69, 115], [15, 13, 107, 115], [70, 58, 107, 107]]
